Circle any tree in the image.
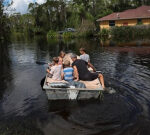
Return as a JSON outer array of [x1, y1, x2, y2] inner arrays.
[[0, 0, 11, 41]]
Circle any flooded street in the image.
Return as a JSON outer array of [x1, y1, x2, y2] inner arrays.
[[0, 37, 150, 135]]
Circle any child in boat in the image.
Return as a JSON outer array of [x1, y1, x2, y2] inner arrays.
[[62, 60, 78, 81], [47, 57, 62, 81], [79, 48, 90, 63], [58, 51, 66, 65], [79, 48, 96, 72]]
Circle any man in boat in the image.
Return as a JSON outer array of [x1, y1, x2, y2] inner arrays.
[[71, 54, 105, 89]]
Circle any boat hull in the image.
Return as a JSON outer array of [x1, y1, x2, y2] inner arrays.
[[43, 75, 103, 100], [45, 89, 102, 100]]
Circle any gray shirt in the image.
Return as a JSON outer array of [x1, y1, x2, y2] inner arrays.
[[80, 54, 90, 63]]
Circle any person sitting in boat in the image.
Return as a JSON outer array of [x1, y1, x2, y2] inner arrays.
[[79, 48, 90, 63], [47, 57, 62, 81], [71, 54, 105, 89], [61, 60, 79, 82], [79, 48, 96, 72], [58, 51, 66, 65]]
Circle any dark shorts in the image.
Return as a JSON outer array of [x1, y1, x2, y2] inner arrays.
[[79, 72, 99, 81]]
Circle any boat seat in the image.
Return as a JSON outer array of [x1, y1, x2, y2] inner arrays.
[[80, 79, 101, 89]]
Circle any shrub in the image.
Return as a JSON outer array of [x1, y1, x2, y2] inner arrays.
[[47, 30, 59, 39], [110, 25, 150, 42], [62, 32, 75, 39], [34, 27, 45, 35], [98, 28, 110, 40]]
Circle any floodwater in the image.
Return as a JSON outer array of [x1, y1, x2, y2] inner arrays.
[[0, 37, 150, 135]]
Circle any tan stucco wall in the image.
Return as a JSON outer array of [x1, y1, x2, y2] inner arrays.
[[99, 18, 150, 30], [142, 18, 150, 25], [116, 19, 137, 26], [100, 21, 110, 29]]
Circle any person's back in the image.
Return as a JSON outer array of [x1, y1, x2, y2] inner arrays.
[[71, 54, 105, 89], [72, 59, 92, 81], [50, 65, 62, 81], [47, 57, 62, 81], [79, 48, 90, 63], [62, 60, 74, 81], [63, 67, 74, 81], [80, 54, 90, 63]]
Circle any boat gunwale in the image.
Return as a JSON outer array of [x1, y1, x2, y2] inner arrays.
[[43, 74, 104, 91]]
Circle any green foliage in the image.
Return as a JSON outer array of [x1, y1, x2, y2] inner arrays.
[[47, 30, 59, 39], [111, 25, 150, 42], [33, 27, 45, 35], [8, 0, 150, 39], [77, 19, 96, 37], [0, 0, 11, 41], [9, 13, 35, 37], [98, 28, 110, 40], [77, 30, 94, 38], [137, 21, 143, 25], [63, 32, 75, 39], [96, 8, 113, 19]]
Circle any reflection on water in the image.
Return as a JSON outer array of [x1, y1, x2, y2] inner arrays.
[[0, 37, 150, 135], [0, 42, 12, 99]]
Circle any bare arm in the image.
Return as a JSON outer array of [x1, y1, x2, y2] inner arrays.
[[73, 66, 79, 81], [61, 72, 64, 80], [88, 62, 96, 72], [61, 66, 64, 80], [46, 68, 50, 74]]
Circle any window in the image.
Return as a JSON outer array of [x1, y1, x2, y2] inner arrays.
[[123, 22, 128, 26], [137, 19, 142, 24], [109, 21, 115, 26]]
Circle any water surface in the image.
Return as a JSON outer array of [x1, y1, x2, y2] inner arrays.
[[0, 37, 150, 135]]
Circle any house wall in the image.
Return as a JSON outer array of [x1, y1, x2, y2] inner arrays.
[[100, 21, 110, 29], [116, 19, 137, 26], [142, 18, 150, 25], [100, 18, 150, 30]]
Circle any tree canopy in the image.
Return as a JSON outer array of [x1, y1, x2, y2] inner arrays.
[[0, 0, 11, 41], [8, 0, 150, 36]]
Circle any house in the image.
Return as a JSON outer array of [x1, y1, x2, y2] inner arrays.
[[97, 5, 150, 29]]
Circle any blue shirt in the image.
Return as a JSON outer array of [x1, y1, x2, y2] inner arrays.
[[63, 67, 74, 81]]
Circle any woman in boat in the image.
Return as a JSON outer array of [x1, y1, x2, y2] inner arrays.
[[71, 54, 105, 89]]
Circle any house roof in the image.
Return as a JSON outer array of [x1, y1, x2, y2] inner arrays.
[[97, 5, 150, 21]]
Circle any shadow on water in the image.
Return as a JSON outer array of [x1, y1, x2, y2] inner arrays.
[[0, 36, 150, 135], [0, 42, 12, 99]]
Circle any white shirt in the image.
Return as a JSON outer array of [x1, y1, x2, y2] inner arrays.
[[80, 54, 90, 63], [50, 65, 62, 81]]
